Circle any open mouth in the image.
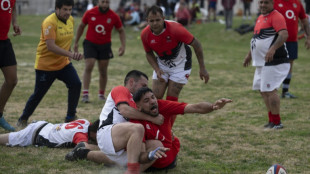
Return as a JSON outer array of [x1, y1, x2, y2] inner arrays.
[[151, 105, 158, 112]]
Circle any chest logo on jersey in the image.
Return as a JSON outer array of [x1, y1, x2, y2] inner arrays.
[[293, 3, 297, 8], [278, 3, 283, 8], [151, 39, 156, 44], [91, 17, 96, 21], [166, 36, 172, 43], [107, 18, 111, 24], [146, 124, 151, 129]]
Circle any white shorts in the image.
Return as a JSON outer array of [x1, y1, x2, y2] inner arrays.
[[252, 63, 290, 92], [97, 124, 128, 167], [8, 121, 47, 147], [152, 68, 191, 84]]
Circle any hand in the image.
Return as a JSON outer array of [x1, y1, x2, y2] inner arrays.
[[73, 43, 79, 53], [71, 52, 83, 61], [118, 46, 125, 56], [148, 147, 170, 160], [199, 68, 209, 84], [151, 114, 164, 125], [305, 37, 310, 49], [156, 69, 165, 82], [12, 24, 21, 36], [243, 55, 252, 67], [265, 48, 275, 62], [212, 98, 233, 110]]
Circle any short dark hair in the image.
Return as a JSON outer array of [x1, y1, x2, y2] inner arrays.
[[55, 0, 74, 9], [88, 119, 99, 143], [124, 70, 148, 86], [133, 87, 153, 103], [146, 5, 163, 18]]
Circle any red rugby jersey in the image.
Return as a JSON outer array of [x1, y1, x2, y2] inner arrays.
[[274, 0, 307, 42], [82, 7, 122, 44], [0, 0, 16, 40]]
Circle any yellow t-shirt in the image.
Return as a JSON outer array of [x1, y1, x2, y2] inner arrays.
[[35, 13, 74, 71]]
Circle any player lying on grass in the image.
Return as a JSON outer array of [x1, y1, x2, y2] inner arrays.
[[0, 119, 99, 149], [131, 87, 232, 171]]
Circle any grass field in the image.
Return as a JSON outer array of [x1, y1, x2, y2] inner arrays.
[[0, 15, 309, 174]]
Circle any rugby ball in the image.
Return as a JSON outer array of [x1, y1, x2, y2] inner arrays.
[[266, 164, 287, 174]]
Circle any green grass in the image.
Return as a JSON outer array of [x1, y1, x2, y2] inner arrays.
[[0, 15, 310, 174]]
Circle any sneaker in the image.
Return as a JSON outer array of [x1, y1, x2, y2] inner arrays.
[[16, 119, 28, 129], [0, 117, 15, 131], [81, 95, 89, 103], [281, 92, 297, 99], [65, 116, 77, 123], [98, 95, 105, 101], [65, 142, 89, 161], [264, 122, 275, 128], [273, 123, 284, 129]]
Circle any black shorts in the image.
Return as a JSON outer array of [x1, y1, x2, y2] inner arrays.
[[83, 39, 113, 60], [0, 39, 17, 68], [286, 42, 298, 60]]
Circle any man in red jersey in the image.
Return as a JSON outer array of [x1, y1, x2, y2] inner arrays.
[[0, 0, 21, 131], [244, 0, 289, 129], [274, 0, 310, 98], [140, 5, 209, 111], [131, 87, 232, 171], [74, 0, 126, 103]]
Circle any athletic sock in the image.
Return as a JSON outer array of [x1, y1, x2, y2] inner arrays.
[[268, 111, 273, 123], [282, 73, 291, 94], [125, 163, 140, 174], [98, 90, 104, 95], [271, 113, 281, 125], [82, 90, 89, 96]]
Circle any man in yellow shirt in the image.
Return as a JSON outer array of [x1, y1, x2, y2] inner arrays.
[[17, 0, 83, 127]]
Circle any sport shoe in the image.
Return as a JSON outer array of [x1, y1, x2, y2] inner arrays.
[[65, 142, 90, 161], [281, 92, 297, 99], [81, 95, 89, 103], [272, 123, 284, 129], [0, 117, 15, 131], [264, 122, 275, 128], [98, 95, 105, 101], [65, 115, 78, 123], [16, 119, 28, 129]]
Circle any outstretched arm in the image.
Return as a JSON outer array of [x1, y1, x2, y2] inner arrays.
[[184, 98, 232, 114]]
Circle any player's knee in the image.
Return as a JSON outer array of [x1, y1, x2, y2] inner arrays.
[[131, 123, 145, 136], [4, 78, 17, 88]]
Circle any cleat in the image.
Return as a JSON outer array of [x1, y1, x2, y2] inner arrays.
[[273, 123, 284, 129], [65, 115, 77, 123], [0, 117, 15, 131], [264, 122, 275, 128], [65, 142, 89, 161], [16, 119, 28, 129], [281, 92, 297, 99], [98, 95, 105, 101], [81, 95, 90, 103]]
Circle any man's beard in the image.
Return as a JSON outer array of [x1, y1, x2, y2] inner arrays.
[[99, 6, 109, 13], [141, 108, 158, 117]]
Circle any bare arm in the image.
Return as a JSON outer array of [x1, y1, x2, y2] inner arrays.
[[265, 30, 288, 62], [11, 4, 21, 36], [118, 103, 164, 125], [74, 22, 86, 52], [190, 38, 209, 83], [243, 50, 252, 67], [184, 98, 232, 114], [301, 18, 310, 49], [45, 39, 83, 61], [117, 27, 126, 56], [146, 51, 165, 81]]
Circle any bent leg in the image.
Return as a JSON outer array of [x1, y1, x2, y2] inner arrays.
[[152, 79, 168, 99]]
